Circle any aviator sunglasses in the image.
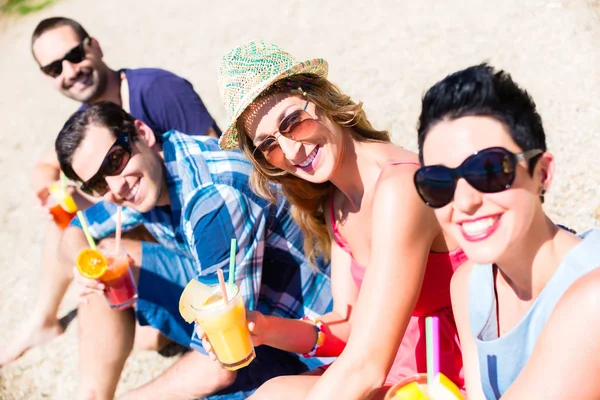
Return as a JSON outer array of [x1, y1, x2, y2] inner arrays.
[[254, 100, 319, 162], [413, 146, 543, 208], [80, 131, 132, 197], [40, 37, 90, 78]]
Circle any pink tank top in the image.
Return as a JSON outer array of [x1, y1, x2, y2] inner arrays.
[[329, 161, 466, 387]]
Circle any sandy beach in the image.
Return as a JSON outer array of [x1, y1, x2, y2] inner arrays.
[[0, 0, 599, 397]]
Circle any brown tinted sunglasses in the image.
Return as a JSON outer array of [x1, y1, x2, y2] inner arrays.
[[254, 100, 319, 162]]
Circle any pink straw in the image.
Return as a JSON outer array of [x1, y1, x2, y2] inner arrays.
[[217, 269, 229, 305], [114, 206, 122, 254]]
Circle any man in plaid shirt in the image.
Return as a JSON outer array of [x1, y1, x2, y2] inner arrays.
[[56, 102, 332, 400]]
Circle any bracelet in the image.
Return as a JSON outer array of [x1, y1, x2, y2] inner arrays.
[[301, 316, 326, 358]]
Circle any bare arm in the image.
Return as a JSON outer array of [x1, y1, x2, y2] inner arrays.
[[256, 240, 359, 355], [502, 268, 600, 399], [58, 225, 92, 274], [450, 261, 486, 400], [305, 167, 439, 399], [31, 147, 60, 197]]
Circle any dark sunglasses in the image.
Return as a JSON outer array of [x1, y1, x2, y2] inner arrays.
[[80, 132, 132, 197], [40, 37, 90, 78], [254, 100, 318, 162], [413, 147, 543, 208]]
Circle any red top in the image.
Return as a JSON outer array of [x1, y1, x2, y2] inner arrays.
[[329, 161, 466, 387]]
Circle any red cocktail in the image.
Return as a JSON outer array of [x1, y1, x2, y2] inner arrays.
[[98, 244, 138, 310]]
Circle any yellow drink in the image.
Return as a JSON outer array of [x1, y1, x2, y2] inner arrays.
[[384, 373, 464, 400], [192, 284, 255, 370], [385, 374, 429, 400]]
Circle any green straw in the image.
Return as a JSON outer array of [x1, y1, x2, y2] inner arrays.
[[60, 172, 68, 194], [77, 211, 97, 250], [228, 238, 236, 286]]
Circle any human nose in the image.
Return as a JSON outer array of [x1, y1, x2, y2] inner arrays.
[[104, 175, 127, 200], [452, 178, 483, 214], [276, 133, 302, 161], [61, 61, 77, 80]]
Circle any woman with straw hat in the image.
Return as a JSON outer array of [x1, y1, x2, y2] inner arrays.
[[211, 40, 466, 399]]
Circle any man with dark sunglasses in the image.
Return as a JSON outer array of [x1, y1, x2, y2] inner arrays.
[[54, 102, 332, 399], [0, 16, 221, 366]]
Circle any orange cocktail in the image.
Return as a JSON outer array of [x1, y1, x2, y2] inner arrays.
[[48, 184, 77, 230], [191, 284, 255, 370]]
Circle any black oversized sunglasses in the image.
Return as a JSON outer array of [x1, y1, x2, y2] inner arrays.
[[80, 132, 132, 197], [413, 147, 543, 208], [40, 37, 90, 78]]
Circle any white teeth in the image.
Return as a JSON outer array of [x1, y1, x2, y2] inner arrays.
[[462, 216, 497, 236], [126, 181, 139, 201], [298, 147, 318, 168], [73, 74, 90, 89]]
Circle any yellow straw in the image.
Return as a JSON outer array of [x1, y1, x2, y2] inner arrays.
[[77, 211, 97, 250]]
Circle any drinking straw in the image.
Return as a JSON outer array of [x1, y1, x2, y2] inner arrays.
[[228, 238, 237, 287], [217, 268, 229, 305], [426, 315, 440, 384], [76, 211, 96, 250], [114, 206, 122, 254], [60, 172, 68, 194]]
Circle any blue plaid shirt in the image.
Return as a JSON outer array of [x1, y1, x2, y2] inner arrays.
[[72, 131, 332, 320]]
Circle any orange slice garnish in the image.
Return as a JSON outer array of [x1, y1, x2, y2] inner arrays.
[[179, 279, 214, 323], [76, 249, 108, 279]]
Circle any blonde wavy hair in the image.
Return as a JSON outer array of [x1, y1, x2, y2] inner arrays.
[[237, 74, 390, 265]]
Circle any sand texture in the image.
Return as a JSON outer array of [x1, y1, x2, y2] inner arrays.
[[0, 0, 599, 397]]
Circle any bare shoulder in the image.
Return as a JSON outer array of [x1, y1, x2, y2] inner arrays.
[[559, 267, 600, 312], [372, 159, 437, 232], [373, 151, 422, 201], [542, 267, 600, 342], [376, 148, 420, 179]]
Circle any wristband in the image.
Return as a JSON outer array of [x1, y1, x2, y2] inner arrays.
[[300, 316, 326, 358]]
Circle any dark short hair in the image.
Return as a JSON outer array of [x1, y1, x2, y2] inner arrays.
[[417, 63, 546, 171], [31, 17, 89, 59], [56, 102, 137, 181]]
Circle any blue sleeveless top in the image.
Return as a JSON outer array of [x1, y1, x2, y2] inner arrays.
[[468, 229, 600, 399]]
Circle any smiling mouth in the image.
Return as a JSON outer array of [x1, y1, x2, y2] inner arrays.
[[296, 146, 319, 168], [68, 72, 91, 90], [459, 215, 501, 241], [125, 180, 140, 202]]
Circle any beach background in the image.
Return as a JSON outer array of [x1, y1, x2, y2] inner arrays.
[[1, 0, 599, 397]]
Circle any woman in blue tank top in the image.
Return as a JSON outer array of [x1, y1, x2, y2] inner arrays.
[[411, 63, 600, 399]]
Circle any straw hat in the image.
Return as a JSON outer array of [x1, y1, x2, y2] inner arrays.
[[217, 40, 328, 150]]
